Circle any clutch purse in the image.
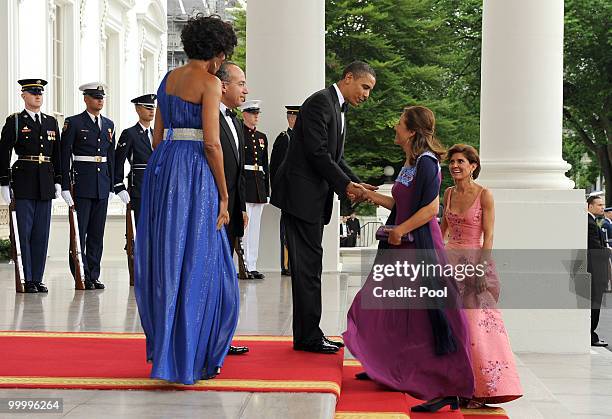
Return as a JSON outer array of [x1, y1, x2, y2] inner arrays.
[[375, 225, 414, 243]]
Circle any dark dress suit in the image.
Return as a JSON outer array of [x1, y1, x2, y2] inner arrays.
[[587, 214, 609, 343], [61, 111, 116, 283], [270, 128, 292, 273], [219, 109, 246, 253], [346, 217, 361, 247], [113, 123, 153, 223], [0, 110, 61, 284], [270, 86, 361, 346]]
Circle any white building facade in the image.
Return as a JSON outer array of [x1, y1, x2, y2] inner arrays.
[[0, 0, 167, 131]]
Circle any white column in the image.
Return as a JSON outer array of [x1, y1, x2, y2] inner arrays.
[[479, 0, 589, 353], [247, 0, 340, 272], [479, 0, 572, 189]]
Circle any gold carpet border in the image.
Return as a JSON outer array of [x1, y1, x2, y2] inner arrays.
[[0, 376, 340, 395], [0, 331, 304, 342], [462, 408, 507, 416], [335, 413, 409, 419]]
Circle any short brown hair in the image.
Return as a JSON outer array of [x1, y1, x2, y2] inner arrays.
[[587, 195, 603, 205], [403, 106, 445, 165], [446, 144, 481, 179]]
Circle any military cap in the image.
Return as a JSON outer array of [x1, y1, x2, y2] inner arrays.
[[79, 82, 106, 99], [239, 100, 262, 114], [285, 105, 300, 115], [131, 94, 157, 109], [605, 207, 612, 212], [18, 79, 47, 95]]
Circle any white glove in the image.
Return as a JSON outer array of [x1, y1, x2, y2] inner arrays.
[[61, 190, 74, 207], [109, 191, 115, 200], [117, 190, 130, 204], [0, 185, 11, 205], [54, 184, 62, 199]]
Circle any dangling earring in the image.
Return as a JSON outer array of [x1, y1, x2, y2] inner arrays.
[[469, 171, 474, 182]]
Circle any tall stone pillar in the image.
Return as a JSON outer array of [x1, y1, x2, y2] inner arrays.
[[479, 0, 589, 353], [246, 0, 341, 272]]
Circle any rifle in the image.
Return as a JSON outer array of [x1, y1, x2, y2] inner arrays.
[[8, 193, 25, 293], [68, 185, 86, 290], [235, 237, 251, 279], [126, 202, 136, 286]]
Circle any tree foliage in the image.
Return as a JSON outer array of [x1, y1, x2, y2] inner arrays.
[[326, 0, 483, 214], [562, 0, 612, 201]]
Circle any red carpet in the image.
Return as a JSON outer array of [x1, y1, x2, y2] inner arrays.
[[0, 331, 342, 396], [336, 361, 509, 418]]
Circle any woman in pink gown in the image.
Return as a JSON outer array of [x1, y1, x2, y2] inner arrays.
[[440, 144, 523, 406]]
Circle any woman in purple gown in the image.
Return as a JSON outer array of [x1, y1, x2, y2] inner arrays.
[[343, 106, 474, 413]]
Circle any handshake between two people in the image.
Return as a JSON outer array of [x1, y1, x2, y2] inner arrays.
[[345, 182, 378, 203]]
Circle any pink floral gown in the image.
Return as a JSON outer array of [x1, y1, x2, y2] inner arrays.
[[445, 187, 522, 403]]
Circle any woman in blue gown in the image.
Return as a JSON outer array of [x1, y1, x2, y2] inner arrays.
[[134, 15, 239, 385]]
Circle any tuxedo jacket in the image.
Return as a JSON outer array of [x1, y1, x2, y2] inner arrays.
[[113, 123, 153, 199], [219, 111, 247, 238], [587, 214, 608, 289], [269, 128, 291, 185], [270, 86, 360, 224], [0, 110, 61, 200]]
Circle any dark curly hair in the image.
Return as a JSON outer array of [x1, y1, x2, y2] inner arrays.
[[181, 14, 237, 61], [446, 143, 481, 179]]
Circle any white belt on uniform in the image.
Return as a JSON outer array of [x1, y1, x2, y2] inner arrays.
[[163, 128, 203, 141], [244, 165, 264, 173], [72, 155, 107, 163]]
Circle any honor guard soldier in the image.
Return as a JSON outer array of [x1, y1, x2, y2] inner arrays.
[[239, 100, 269, 280], [0, 79, 62, 293], [113, 94, 156, 222], [60, 82, 116, 290], [269, 105, 299, 276]]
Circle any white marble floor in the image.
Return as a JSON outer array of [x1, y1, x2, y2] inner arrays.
[[0, 259, 611, 418]]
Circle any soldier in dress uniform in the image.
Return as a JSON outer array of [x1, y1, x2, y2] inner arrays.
[[113, 94, 157, 223], [0, 79, 62, 293], [60, 82, 116, 290], [239, 100, 269, 280], [269, 105, 299, 276]]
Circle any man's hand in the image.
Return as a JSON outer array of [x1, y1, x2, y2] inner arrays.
[[117, 190, 131, 204], [61, 190, 74, 207], [0, 186, 11, 205], [346, 182, 367, 203], [243, 211, 249, 229], [360, 183, 378, 192]]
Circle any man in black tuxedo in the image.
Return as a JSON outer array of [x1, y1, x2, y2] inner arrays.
[[587, 195, 609, 347], [216, 62, 249, 256], [271, 61, 377, 353], [216, 61, 250, 356]]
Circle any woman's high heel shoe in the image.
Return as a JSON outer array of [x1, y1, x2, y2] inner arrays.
[[410, 396, 459, 412], [355, 371, 371, 380]]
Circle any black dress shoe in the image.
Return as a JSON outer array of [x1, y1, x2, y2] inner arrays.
[[324, 337, 345, 348], [592, 340, 609, 347], [411, 396, 459, 412], [355, 371, 370, 380], [281, 270, 291, 276], [238, 272, 254, 280], [84, 281, 96, 290], [250, 270, 265, 279], [35, 283, 48, 293], [24, 283, 38, 293], [228, 345, 249, 355], [294, 339, 339, 354], [91, 280, 105, 289]]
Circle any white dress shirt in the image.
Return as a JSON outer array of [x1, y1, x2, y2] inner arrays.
[[219, 102, 240, 161], [87, 111, 102, 130], [24, 108, 42, 123], [139, 122, 153, 148], [333, 83, 346, 133]]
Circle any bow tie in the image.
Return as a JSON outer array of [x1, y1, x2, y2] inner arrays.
[[225, 108, 236, 118], [341, 102, 349, 113]]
